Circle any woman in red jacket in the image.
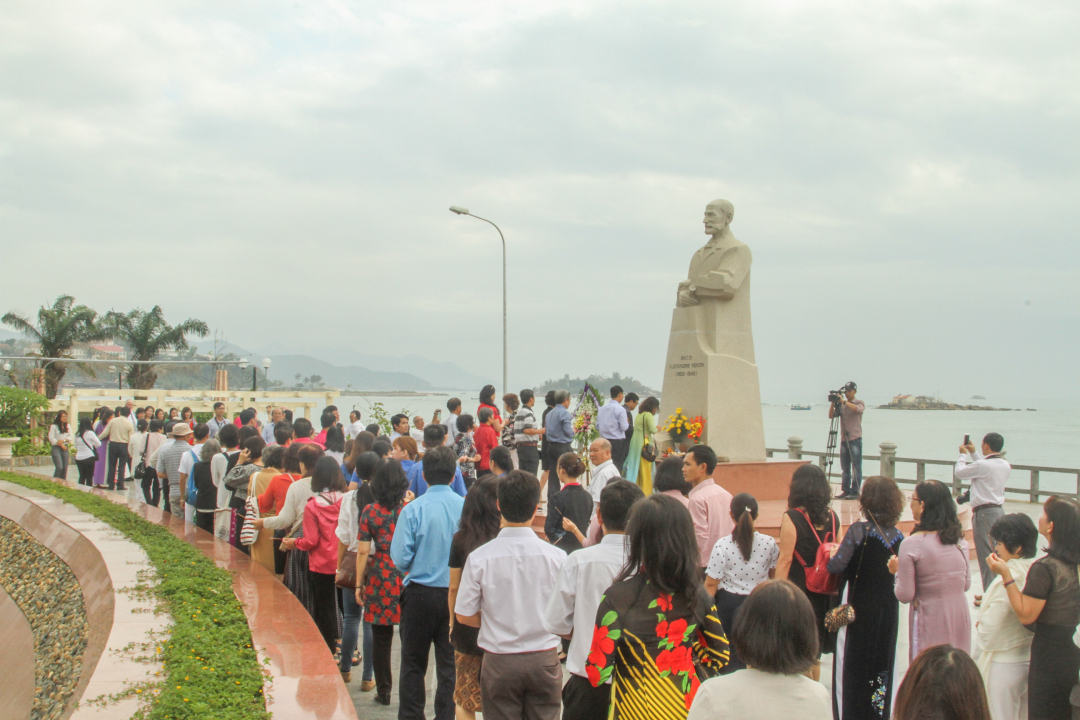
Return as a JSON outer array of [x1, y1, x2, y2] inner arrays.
[[282, 456, 346, 651]]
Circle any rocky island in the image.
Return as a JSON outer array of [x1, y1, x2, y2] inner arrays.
[[879, 394, 1017, 411]]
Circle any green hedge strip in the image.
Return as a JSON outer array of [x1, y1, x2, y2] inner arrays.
[[0, 472, 270, 720]]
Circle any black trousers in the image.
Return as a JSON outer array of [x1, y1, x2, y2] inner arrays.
[[310, 571, 339, 652], [76, 458, 96, 485], [195, 510, 214, 533], [141, 467, 159, 506], [715, 589, 749, 673], [546, 441, 572, 502], [161, 478, 171, 514], [562, 673, 610, 720], [399, 583, 455, 720], [372, 624, 396, 698], [107, 442, 130, 489], [517, 444, 540, 476], [608, 438, 629, 476]]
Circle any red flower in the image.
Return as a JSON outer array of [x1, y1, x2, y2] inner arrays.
[[586, 663, 601, 686], [656, 645, 694, 676], [590, 626, 614, 657], [655, 593, 673, 612], [656, 617, 688, 647], [684, 674, 701, 710]]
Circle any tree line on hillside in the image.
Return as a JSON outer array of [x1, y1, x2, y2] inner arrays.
[[2, 295, 208, 398], [535, 372, 658, 397]]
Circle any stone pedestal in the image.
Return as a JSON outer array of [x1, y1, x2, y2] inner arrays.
[[660, 305, 766, 462], [712, 459, 807, 502]]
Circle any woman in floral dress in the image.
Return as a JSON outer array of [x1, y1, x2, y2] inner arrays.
[[587, 494, 729, 719], [356, 458, 408, 706]]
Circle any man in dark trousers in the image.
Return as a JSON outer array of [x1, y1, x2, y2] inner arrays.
[[390, 446, 465, 720]]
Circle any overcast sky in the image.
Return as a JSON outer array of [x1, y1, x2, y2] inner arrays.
[[2, 0, 1077, 402]]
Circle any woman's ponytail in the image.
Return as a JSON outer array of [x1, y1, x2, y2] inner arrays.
[[730, 492, 759, 562]]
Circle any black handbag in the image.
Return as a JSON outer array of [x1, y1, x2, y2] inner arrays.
[[640, 433, 656, 463], [132, 436, 147, 479]]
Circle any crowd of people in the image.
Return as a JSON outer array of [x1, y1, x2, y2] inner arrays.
[[43, 391, 1080, 720]]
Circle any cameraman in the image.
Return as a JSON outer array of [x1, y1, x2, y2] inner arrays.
[[829, 381, 865, 499]]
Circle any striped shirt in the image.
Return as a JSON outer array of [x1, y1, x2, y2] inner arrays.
[[514, 406, 539, 446]]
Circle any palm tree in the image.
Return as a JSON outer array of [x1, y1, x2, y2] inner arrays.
[[2, 295, 106, 398], [103, 307, 209, 390]]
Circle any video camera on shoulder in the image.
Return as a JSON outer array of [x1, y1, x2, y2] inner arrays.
[[828, 382, 857, 406]]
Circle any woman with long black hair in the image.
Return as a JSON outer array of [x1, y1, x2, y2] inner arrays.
[[48, 410, 71, 479], [585, 494, 729, 719], [356, 458, 409, 706], [826, 475, 905, 719], [92, 407, 113, 487], [988, 495, 1080, 720], [892, 479, 971, 659], [73, 417, 101, 486], [477, 385, 503, 434], [775, 464, 840, 680], [447, 476, 502, 720]]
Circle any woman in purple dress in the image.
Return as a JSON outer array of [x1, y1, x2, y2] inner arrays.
[[891, 480, 971, 659], [92, 407, 112, 487]]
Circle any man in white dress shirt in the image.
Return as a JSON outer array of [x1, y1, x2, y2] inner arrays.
[[597, 385, 631, 474], [543, 480, 643, 720], [455, 471, 566, 720], [586, 439, 621, 508], [345, 410, 364, 440], [956, 432, 1010, 593]]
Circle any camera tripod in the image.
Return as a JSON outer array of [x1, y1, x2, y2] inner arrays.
[[825, 400, 858, 496]]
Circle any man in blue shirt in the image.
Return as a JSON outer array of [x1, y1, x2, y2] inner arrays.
[[407, 425, 468, 497], [544, 389, 575, 502], [390, 445, 465, 720], [597, 385, 631, 473]]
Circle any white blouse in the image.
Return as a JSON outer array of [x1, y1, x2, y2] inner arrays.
[[74, 431, 101, 461], [48, 425, 72, 446], [706, 532, 779, 595]]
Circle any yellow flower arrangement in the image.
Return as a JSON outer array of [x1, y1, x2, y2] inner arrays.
[[663, 409, 705, 444]]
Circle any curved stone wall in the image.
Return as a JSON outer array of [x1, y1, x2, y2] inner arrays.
[[0, 492, 117, 720], [0, 516, 91, 719]]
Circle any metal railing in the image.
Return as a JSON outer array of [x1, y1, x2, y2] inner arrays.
[[767, 438, 1080, 503]]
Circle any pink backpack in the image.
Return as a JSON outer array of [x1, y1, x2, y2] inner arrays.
[[793, 509, 841, 596]]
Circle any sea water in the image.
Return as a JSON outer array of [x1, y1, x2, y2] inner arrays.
[[326, 394, 1079, 499]]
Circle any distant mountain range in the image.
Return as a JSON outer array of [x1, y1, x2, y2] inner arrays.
[[196, 341, 489, 391], [0, 329, 489, 391]]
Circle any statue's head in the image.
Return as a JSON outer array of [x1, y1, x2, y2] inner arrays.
[[704, 199, 734, 237]]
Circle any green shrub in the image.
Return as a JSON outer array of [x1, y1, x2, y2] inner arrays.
[[0, 386, 50, 436], [0, 472, 270, 720]]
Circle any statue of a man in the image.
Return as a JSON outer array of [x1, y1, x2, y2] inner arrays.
[[676, 199, 751, 308], [661, 197, 764, 461]]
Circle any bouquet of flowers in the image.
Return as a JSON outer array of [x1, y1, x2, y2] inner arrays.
[[687, 415, 705, 443], [571, 383, 604, 452], [663, 408, 704, 447]]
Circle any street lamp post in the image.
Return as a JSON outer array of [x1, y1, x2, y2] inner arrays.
[[450, 205, 507, 399], [239, 358, 272, 391]]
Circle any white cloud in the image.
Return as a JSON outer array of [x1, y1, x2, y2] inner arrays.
[[1, 0, 1077, 400]]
